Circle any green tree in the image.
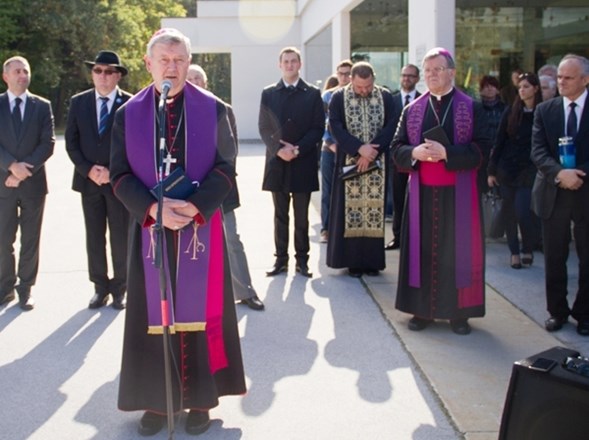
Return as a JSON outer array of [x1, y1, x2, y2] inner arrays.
[[193, 53, 232, 104], [1, 0, 187, 127]]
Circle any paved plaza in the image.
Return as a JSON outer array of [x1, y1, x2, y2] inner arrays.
[[1, 138, 587, 439]]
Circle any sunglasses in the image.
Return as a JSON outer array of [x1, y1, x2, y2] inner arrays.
[[92, 67, 118, 75]]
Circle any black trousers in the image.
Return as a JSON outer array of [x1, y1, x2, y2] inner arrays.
[[271, 191, 311, 265], [391, 167, 408, 241], [81, 190, 129, 296], [0, 193, 45, 296], [543, 188, 589, 321]]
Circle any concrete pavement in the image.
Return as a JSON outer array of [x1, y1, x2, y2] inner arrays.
[[0, 139, 586, 439]]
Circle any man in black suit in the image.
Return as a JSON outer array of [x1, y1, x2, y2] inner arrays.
[[65, 51, 132, 310], [187, 64, 264, 311], [258, 47, 324, 278], [0, 56, 55, 310], [386, 64, 421, 250], [531, 54, 589, 335]]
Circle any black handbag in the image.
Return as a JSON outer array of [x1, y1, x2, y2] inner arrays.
[[482, 187, 505, 239]]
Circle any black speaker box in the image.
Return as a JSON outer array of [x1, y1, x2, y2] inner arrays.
[[499, 346, 589, 440]]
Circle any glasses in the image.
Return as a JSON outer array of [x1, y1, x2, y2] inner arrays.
[[401, 74, 418, 78], [92, 67, 118, 76], [337, 71, 351, 76], [424, 66, 450, 75], [518, 72, 535, 80]]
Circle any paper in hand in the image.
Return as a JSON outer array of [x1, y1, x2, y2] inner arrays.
[[340, 159, 382, 180]]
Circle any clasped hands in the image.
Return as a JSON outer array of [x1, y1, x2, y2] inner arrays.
[[277, 140, 300, 162], [88, 165, 110, 185], [357, 143, 379, 172], [556, 168, 586, 190], [5, 161, 33, 188], [412, 139, 447, 163], [149, 198, 200, 231]]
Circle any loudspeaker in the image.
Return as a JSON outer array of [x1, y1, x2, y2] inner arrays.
[[499, 346, 589, 440]]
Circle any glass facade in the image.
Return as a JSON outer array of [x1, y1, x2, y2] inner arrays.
[[350, 0, 408, 92], [350, 0, 589, 96]]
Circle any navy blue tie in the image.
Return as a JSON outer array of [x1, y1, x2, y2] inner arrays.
[[404, 94, 411, 107], [12, 97, 22, 136], [567, 102, 578, 138], [98, 97, 109, 136]]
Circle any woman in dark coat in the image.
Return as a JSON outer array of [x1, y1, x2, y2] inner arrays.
[[487, 72, 542, 269]]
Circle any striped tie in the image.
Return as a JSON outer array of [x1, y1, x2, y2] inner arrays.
[[98, 97, 109, 136]]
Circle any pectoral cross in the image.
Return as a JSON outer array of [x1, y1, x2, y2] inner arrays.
[[163, 153, 177, 177]]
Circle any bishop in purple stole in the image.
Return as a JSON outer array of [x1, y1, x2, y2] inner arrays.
[[392, 87, 490, 324], [111, 82, 246, 414]]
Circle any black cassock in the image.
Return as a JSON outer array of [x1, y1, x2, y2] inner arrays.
[[326, 87, 396, 271], [392, 90, 491, 320], [110, 91, 246, 413]]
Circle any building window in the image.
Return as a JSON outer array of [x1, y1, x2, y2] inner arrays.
[[456, 2, 589, 97]]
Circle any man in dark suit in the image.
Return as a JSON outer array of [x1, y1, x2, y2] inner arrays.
[[386, 64, 421, 250], [187, 64, 264, 311], [531, 53, 589, 335], [65, 51, 132, 310], [258, 47, 324, 278], [0, 56, 55, 310]]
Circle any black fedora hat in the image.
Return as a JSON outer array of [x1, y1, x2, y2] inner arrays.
[[84, 50, 128, 76]]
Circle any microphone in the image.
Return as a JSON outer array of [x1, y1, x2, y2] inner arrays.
[[158, 80, 173, 110]]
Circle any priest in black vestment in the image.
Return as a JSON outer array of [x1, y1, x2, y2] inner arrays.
[[392, 48, 491, 335], [326, 61, 396, 277], [110, 28, 246, 436]]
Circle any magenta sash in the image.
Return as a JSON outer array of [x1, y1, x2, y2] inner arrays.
[[125, 84, 228, 372], [406, 89, 483, 308]]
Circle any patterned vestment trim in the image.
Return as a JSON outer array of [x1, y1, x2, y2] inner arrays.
[[342, 85, 386, 238]]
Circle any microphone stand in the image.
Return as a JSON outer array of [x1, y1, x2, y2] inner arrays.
[[154, 87, 175, 440]]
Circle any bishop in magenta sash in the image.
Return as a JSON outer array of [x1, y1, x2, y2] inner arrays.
[[391, 47, 491, 336], [109, 28, 245, 436]]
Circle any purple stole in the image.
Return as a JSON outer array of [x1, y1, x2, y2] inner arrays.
[[406, 89, 484, 308], [125, 83, 228, 372]]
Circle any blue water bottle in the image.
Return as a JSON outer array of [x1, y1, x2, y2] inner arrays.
[[558, 136, 576, 169]]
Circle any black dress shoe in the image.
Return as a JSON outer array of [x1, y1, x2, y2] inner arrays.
[[18, 294, 35, 311], [265, 264, 288, 277], [138, 411, 166, 436], [450, 319, 471, 335], [185, 410, 210, 435], [577, 321, 589, 336], [112, 294, 126, 310], [408, 316, 433, 331], [545, 316, 567, 332], [385, 239, 400, 250], [348, 268, 363, 278], [240, 296, 265, 311], [0, 290, 15, 305], [88, 292, 108, 309], [295, 264, 312, 278]]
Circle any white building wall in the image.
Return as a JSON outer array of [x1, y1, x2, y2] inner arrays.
[[409, 0, 456, 92], [166, 0, 455, 140]]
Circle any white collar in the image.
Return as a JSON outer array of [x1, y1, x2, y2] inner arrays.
[[95, 87, 119, 102], [430, 87, 454, 100], [282, 79, 299, 88], [563, 88, 587, 110], [7, 90, 27, 104]]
